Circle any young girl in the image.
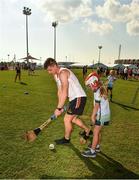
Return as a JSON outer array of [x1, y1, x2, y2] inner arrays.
[[107, 70, 116, 101], [82, 72, 110, 158]]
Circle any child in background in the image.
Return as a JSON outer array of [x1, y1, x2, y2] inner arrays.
[[82, 72, 110, 158], [15, 63, 21, 82], [106, 70, 116, 102]]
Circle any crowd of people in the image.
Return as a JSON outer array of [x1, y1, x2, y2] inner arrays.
[[118, 66, 139, 80], [0, 62, 9, 70], [0, 61, 36, 71], [95, 66, 139, 80], [0, 61, 37, 83]]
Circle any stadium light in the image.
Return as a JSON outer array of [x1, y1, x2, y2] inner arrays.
[[52, 21, 58, 60], [23, 7, 32, 64], [98, 45, 102, 64]]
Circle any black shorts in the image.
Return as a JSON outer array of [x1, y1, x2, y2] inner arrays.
[[67, 97, 86, 115]]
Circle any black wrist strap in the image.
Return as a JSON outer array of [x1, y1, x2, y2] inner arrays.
[[57, 107, 63, 111]]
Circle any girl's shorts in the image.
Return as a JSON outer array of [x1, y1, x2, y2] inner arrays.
[[95, 114, 110, 126]]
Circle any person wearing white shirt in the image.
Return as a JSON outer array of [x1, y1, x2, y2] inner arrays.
[[44, 58, 90, 145], [106, 70, 116, 101], [82, 72, 110, 158]]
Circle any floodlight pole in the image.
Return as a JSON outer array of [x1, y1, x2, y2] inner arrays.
[[7, 54, 10, 61], [98, 45, 102, 64], [52, 21, 58, 60], [118, 44, 121, 62], [23, 7, 31, 64]]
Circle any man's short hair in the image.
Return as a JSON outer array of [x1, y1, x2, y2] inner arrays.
[[44, 58, 58, 69]]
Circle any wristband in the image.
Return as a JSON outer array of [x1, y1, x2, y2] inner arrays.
[[57, 107, 63, 111]]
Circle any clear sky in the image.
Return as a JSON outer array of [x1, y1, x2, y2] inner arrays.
[[0, 0, 139, 64]]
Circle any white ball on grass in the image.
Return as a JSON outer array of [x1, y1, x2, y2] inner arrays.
[[49, 144, 55, 150]]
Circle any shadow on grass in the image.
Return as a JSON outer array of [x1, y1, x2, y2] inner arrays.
[[111, 100, 139, 111], [40, 143, 139, 179], [131, 87, 139, 105], [20, 82, 28, 85]]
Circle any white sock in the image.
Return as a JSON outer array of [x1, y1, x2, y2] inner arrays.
[[96, 144, 100, 148], [65, 137, 70, 140], [90, 148, 96, 153]]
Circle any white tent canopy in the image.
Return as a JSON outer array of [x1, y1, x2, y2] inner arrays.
[[69, 63, 89, 68], [104, 63, 115, 68]]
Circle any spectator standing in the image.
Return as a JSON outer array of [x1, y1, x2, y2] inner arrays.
[[15, 63, 21, 82]]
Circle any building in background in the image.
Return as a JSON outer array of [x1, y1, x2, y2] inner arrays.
[[115, 59, 139, 65]]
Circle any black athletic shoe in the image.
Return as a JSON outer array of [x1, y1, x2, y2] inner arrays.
[[55, 137, 70, 145], [79, 130, 93, 141], [79, 130, 93, 136]]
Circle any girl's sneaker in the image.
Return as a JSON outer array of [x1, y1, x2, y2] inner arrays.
[[88, 144, 101, 152], [95, 146, 101, 152], [81, 149, 96, 158], [79, 130, 93, 136]]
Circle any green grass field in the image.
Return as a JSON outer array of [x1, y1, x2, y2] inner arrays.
[[0, 69, 139, 179]]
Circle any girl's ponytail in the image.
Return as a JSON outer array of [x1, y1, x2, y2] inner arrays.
[[99, 82, 108, 99]]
